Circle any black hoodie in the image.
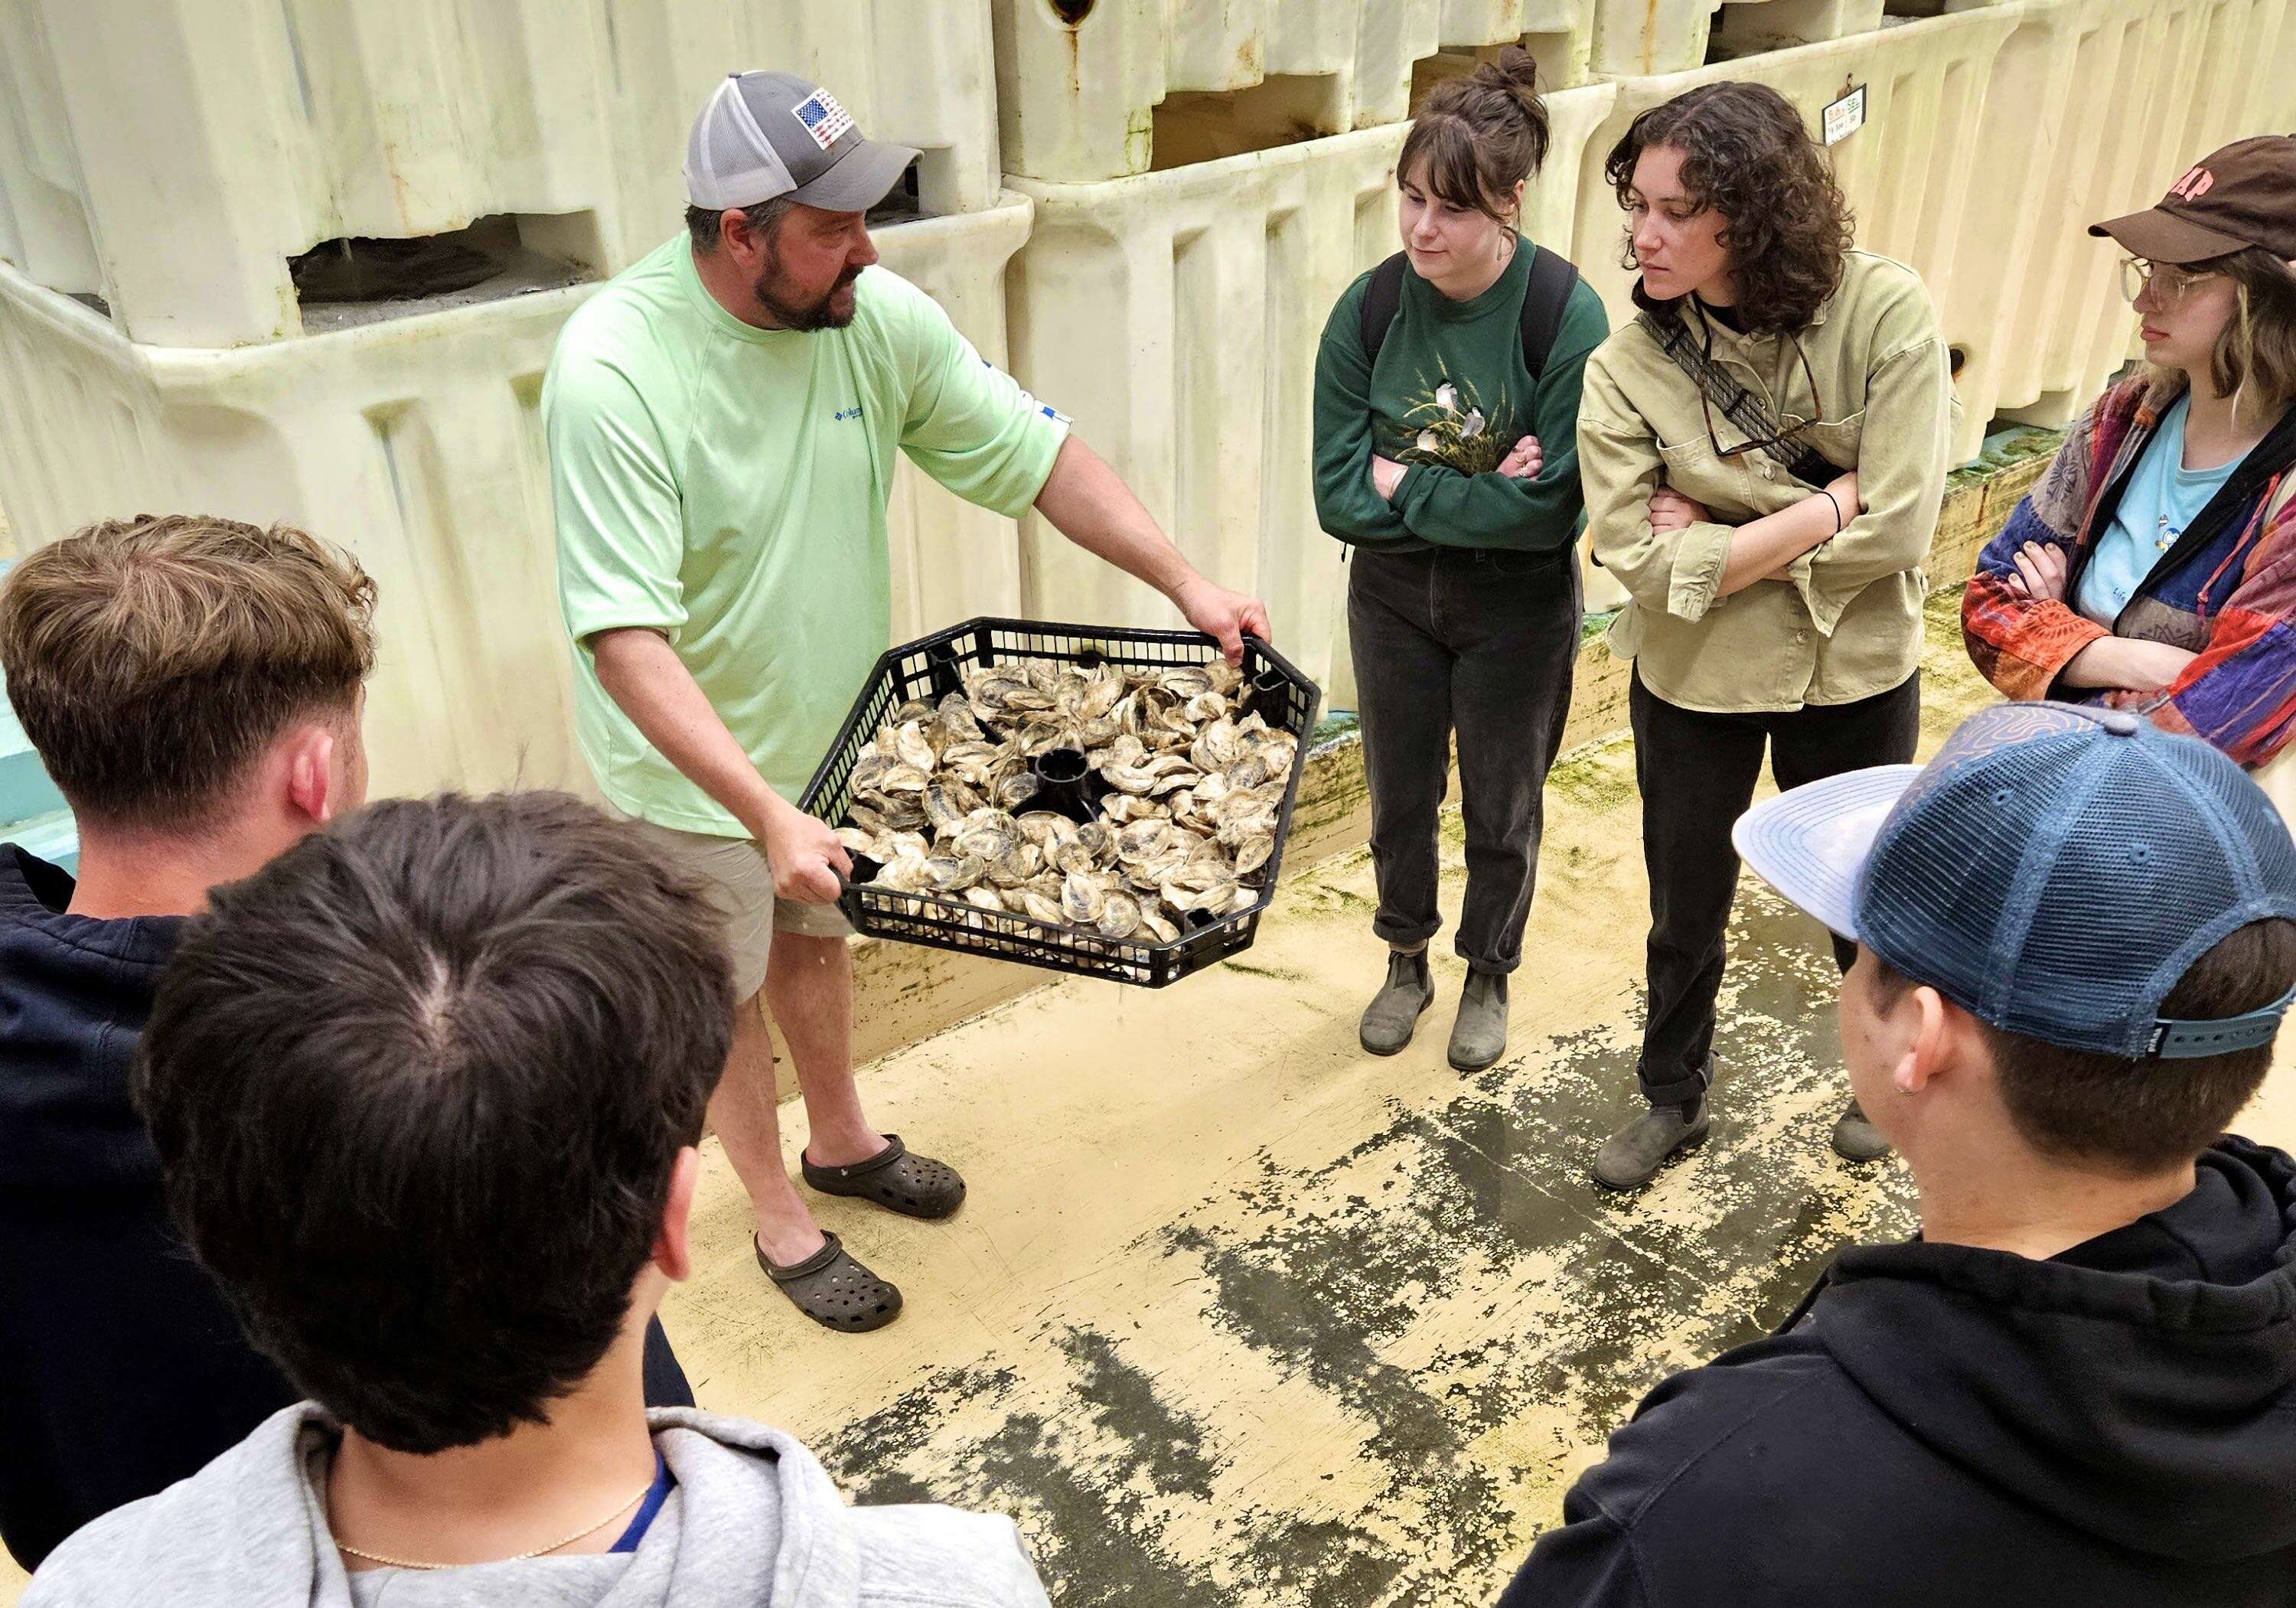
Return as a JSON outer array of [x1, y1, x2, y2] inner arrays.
[[1499, 1137, 2296, 1606], [0, 846, 694, 1571], [0, 846, 293, 1571]]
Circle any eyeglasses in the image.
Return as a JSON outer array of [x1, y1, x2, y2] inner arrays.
[[2119, 257, 2221, 306], [1695, 305, 1824, 463]]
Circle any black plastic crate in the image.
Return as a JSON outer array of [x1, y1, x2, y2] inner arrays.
[[799, 617, 1322, 987]]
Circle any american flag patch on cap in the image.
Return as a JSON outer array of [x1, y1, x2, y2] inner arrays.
[[791, 89, 855, 152]]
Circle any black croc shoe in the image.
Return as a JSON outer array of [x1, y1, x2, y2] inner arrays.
[[802, 1134, 967, 1220], [756, 1231, 902, 1332]]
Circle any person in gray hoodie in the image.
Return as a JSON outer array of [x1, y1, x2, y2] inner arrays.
[[23, 791, 1049, 1608]]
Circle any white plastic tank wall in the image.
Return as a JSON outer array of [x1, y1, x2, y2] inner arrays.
[[1941, 0, 2296, 451], [1007, 84, 1620, 700], [1563, 0, 2296, 465], [593, 0, 1004, 255], [0, 197, 1036, 801], [1437, 0, 1896, 84], [0, 269, 595, 798], [1437, 0, 1600, 87], [0, 5, 93, 313], [1593, 0, 1889, 77], [993, 0, 1604, 185], [0, 0, 1002, 347], [1566, 7, 2023, 465]]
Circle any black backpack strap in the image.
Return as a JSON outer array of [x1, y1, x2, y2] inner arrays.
[[1636, 305, 1846, 490], [1358, 253, 1407, 366], [1362, 246, 1579, 381], [1516, 244, 1580, 380], [2128, 390, 2296, 589]]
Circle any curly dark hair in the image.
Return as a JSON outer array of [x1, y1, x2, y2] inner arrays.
[[1604, 82, 1854, 336]]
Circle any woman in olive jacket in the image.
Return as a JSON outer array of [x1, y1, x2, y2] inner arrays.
[[1575, 83, 1954, 1189]]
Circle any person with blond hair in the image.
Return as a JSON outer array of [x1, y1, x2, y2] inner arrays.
[[1965, 138, 2296, 802], [0, 515, 693, 1570]]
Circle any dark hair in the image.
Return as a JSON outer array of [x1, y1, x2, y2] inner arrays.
[[1604, 81, 1854, 335], [1873, 918, 2296, 1173], [0, 514, 375, 832], [1398, 46, 1551, 225], [134, 793, 732, 1454], [686, 195, 796, 254]]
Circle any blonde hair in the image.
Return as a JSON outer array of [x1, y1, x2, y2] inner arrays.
[[0, 514, 377, 830], [2193, 247, 2296, 421]]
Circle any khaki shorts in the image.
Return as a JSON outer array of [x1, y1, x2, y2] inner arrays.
[[611, 812, 852, 1002]]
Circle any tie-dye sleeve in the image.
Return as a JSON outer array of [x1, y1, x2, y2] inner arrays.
[[2117, 488, 2296, 767], [1962, 393, 2116, 700]]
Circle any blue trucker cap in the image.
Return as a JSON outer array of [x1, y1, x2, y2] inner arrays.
[[1733, 701, 2296, 1061]]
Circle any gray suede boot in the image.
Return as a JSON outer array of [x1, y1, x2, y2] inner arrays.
[[1447, 970, 1509, 1072], [1359, 949, 1435, 1055], [1591, 1098, 1711, 1191]]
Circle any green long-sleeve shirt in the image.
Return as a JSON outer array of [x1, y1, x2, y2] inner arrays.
[[1312, 239, 1609, 553]]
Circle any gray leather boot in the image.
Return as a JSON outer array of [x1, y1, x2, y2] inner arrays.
[[1830, 1097, 1893, 1162], [1447, 970, 1509, 1072], [1591, 1098, 1711, 1191], [1359, 949, 1435, 1055]]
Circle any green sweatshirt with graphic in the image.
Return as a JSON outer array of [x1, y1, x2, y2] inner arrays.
[[1312, 238, 1609, 554]]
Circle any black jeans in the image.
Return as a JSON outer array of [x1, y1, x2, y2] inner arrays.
[[1348, 545, 1581, 975], [1629, 669, 1922, 1106]]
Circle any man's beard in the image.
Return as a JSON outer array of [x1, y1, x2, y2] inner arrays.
[[755, 258, 863, 331]]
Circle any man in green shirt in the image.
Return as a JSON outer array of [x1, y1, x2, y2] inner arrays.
[[544, 70, 1268, 1332]]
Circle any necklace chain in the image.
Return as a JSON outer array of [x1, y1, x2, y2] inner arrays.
[[334, 1479, 654, 1572]]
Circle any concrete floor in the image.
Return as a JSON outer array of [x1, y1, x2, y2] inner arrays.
[[6, 590, 2290, 1605], [655, 589, 2296, 1606]]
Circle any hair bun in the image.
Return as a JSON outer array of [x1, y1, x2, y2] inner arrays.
[[1407, 39, 1552, 196], [1479, 43, 1541, 116]]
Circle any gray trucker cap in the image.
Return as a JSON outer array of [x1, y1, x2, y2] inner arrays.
[[683, 71, 920, 215]]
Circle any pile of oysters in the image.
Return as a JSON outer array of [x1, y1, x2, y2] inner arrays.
[[833, 656, 1299, 944]]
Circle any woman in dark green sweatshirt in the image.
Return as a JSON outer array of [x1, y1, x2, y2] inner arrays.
[[1312, 47, 1608, 1073]]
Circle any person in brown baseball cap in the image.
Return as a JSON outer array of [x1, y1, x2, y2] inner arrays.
[[2089, 135, 2296, 266], [1964, 134, 2296, 797]]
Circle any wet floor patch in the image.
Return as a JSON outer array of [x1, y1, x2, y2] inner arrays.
[[658, 589, 2002, 1606], [773, 875, 1916, 1607]]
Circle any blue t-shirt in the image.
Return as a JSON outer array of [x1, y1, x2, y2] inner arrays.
[[609, 1448, 674, 1554], [2075, 394, 2240, 626]]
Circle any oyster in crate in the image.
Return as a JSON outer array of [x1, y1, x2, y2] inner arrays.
[[836, 648, 1297, 947]]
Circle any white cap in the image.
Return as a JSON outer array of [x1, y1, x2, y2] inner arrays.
[[683, 71, 918, 214]]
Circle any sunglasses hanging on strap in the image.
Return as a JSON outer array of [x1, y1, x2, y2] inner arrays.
[[1638, 306, 1846, 491]]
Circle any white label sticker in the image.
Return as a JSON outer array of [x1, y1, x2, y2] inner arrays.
[[791, 89, 854, 152], [1015, 385, 1071, 426], [1822, 85, 1867, 147]]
